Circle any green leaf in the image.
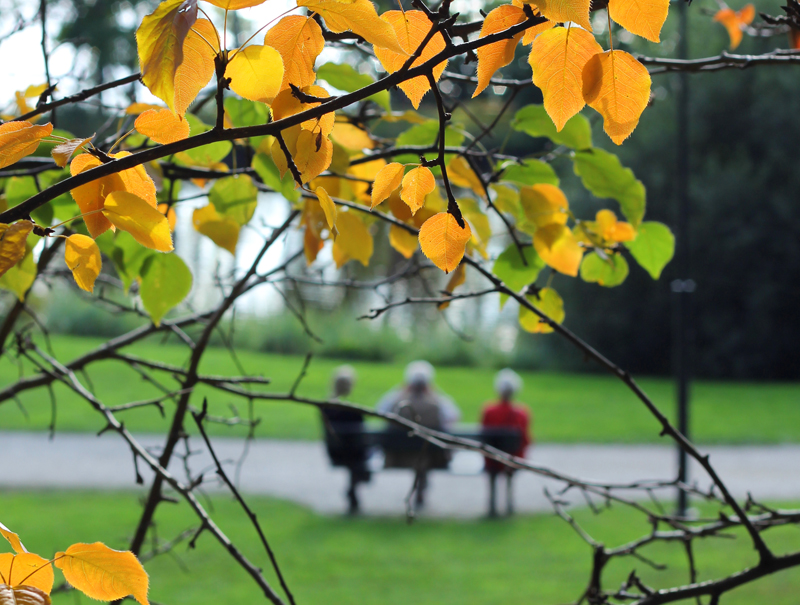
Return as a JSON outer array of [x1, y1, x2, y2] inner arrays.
[[5, 176, 53, 226], [140, 253, 192, 326], [500, 160, 560, 187], [573, 149, 645, 227], [317, 62, 391, 111], [625, 221, 675, 279], [580, 251, 629, 287], [96, 231, 156, 293], [396, 120, 464, 148], [209, 175, 258, 226], [490, 184, 523, 222], [180, 114, 232, 165], [252, 152, 299, 203], [493, 244, 545, 308], [0, 244, 36, 301], [512, 105, 592, 150], [519, 287, 564, 334], [224, 97, 268, 127]]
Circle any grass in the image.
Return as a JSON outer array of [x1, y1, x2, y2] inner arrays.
[[1, 334, 800, 443], [2, 490, 799, 604]]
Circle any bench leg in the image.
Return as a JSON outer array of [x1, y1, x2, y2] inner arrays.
[[415, 471, 428, 509], [488, 472, 498, 518], [347, 469, 360, 515], [506, 472, 514, 516]]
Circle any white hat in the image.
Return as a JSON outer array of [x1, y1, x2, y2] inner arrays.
[[405, 360, 434, 388], [332, 365, 356, 397], [495, 369, 522, 397]]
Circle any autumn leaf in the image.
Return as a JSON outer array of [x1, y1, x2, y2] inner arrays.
[[419, 212, 472, 273], [533, 223, 583, 276], [203, 0, 268, 8], [0, 221, 34, 278], [264, 16, 325, 92], [226, 45, 284, 105], [608, 0, 670, 43], [293, 130, 333, 183], [271, 86, 335, 136], [0, 521, 26, 554], [136, 0, 198, 113], [51, 135, 94, 168], [438, 261, 467, 309], [298, 0, 406, 54], [332, 210, 374, 267], [519, 287, 564, 333], [0, 121, 54, 170], [371, 162, 405, 209], [400, 166, 436, 214], [582, 50, 651, 145], [589, 209, 636, 243], [192, 204, 240, 254], [0, 243, 36, 301], [54, 543, 149, 605], [529, 27, 602, 131], [525, 0, 592, 32], [315, 186, 338, 229], [520, 184, 569, 228], [373, 11, 447, 109], [65, 234, 102, 293], [389, 224, 418, 258], [447, 156, 484, 195], [135, 109, 190, 144], [174, 19, 218, 116], [0, 553, 54, 595], [102, 192, 174, 252], [331, 122, 374, 151], [714, 5, 755, 49], [473, 5, 527, 98], [521, 19, 556, 45]]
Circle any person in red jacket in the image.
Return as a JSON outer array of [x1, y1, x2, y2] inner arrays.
[[480, 369, 532, 517]]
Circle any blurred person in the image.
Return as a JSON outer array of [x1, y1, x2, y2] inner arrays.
[[321, 365, 370, 514], [377, 360, 461, 507], [480, 369, 532, 517]]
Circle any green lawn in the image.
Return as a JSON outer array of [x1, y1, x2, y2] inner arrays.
[[2, 490, 799, 604], [1, 334, 799, 443]]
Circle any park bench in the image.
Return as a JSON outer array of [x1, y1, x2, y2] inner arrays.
[[324, 425, 523, 514]]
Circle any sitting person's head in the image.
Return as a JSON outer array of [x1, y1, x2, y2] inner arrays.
[[405, 360, 434, 394], [332, 365, 356, 398], [495, 368, 522, 402]]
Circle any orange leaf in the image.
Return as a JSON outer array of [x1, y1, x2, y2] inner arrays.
[[102, 192, 174, 252], [69, 155, 124, 238], [389, 224, 418, 258], [174, 19, 218, 116], [438, 261, 467, 309], [526, 0, 592, 32], [332, 210, 374, 267], [294, 130, 333, 183], [226, 44, 284, 105], [400, 166, 436, 214], [0, 521, 26, 554], [65, 234, 102, 293], [51, 135, 94, 168], [529, 26, 602, 131], [264, 16, 325, 92], [315, 185, 338, 229], [0, 121, 53, 170], [271, 86, 334, 136], [418, 212, 472, 273], [135, 109, 190, 144], [54, 543, 149, 605], [714, 5, 754, 49], [520, 184, 569, 227], [298, 0, 406, 54], [371, 162, 405, 209], [0, 553, 54, 595], [373, 11, 448, 109], [582, 50, 651, 145], [204, 0, 268, 8], [608, 0, 670, 42], [473, 5, 527, 98], [0, 221, 34, 278], [521, 19, 556, 45], [533, 223, 583, 276]]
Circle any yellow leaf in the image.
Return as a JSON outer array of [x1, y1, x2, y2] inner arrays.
[[473, 5, 527, 98], [0, 521, 26, 554], [136, 0, 198, 113], [533, 223, 583, 276], [0, 553, 54, 595], [294, 130, 333, 183], [419, 212, 472, 273], [315, 186, 337, 229], [714, 5, 754, 49], [582, 50, 651, 145], [125, 103, 164, 115], [226, 44, 284, 105], [519, 287, 564, 333], [529, 26, 602, 131], [0, 121, 54, 170], [158, 203, 178, 231], [520, 184, 569, 227], [446, 156, 483, 195], [51, 135, 95, 168], [389, 224, 418, 258], [332, 210, 373, 267], [331, 122, 374, 151], [103, 192, 174, 252], [526, 0, 592, 31], [0, 221, 34, 278], [0, 244, 35, 301], [373, 11, 447, 109], [371, 162, 405, 209], [54, 543, 149, 605], [608, 0, 670, 43], [584, 208, 636, 243], [204, 0, 268, 8], [400, 166, 435, 214], [113, 152, 159, 208], [192, 203, 240, 254], [174, 19, 218, 116], [264, 16, 325, 92], [64, 234, 102, 293], [271, 86, 334, 136], [135, 109, 190, 144], [438, 261, 466, 309], [298, 0, 406, 54], [458, 197, 491, 258], [521, 19, 556, 45]]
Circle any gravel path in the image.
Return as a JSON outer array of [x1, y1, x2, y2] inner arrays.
[[2, 431, 799, 517]]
